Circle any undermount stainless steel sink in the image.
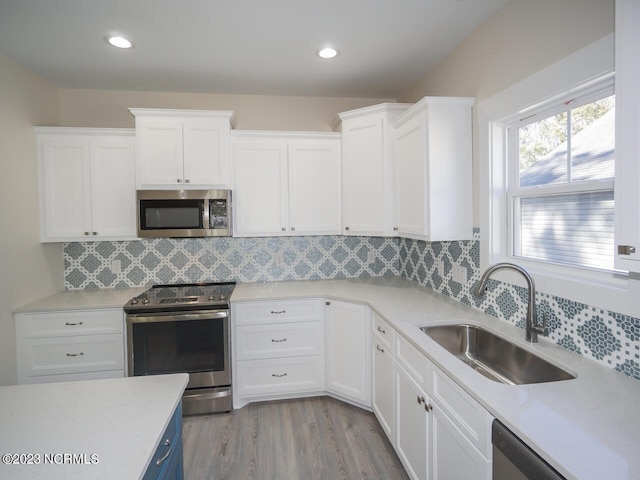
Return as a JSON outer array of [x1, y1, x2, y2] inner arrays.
[[420, 324, 576, 385]]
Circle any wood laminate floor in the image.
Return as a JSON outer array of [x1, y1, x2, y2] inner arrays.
[[182, 396, 409, 480]]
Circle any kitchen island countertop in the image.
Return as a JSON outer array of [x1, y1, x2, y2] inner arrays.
[[0, 373, 188, 480]]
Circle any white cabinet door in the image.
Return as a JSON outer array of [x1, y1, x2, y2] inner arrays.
[[233, 141, 289, 236], [39, 137, 91, 239], [89, 138, 136, 238], [371, 335, 395, 442], [341, 115, 388, 235], [37, 128, 137, 242], [614, 0, 640, 271], [431, 408, 491, 480], [135, 118, 184, 187], [395, 363, 431, 480], [183, 119, 230, 187], [325, 301, 370, 406], [393, 97, 474, 241], [339, 104, 408, 236], [395, 113, 428, 238], [288, 140, 341, 235]]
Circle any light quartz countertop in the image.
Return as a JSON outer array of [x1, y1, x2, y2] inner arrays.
[[0, 373, 188, 480], [13, 286, 147, 313], [12, 277, 640, 479], [233, 277, 640, 480]]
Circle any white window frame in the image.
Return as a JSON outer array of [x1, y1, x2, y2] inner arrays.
[[478, 34, 639, 318], [505, 78, 615, 271]]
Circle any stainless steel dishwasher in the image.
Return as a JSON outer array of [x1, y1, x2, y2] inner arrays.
[[492, 419, 566, 480]]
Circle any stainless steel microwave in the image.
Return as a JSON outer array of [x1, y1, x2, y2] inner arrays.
[[137, 190, 232, 238]]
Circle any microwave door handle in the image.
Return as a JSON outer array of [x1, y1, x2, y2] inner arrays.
[[203, 200, 211, 231]]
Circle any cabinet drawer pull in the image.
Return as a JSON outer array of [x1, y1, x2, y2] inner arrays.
[[66, 352, 84, 357], [425, 403, 433, 412], [270, 310, 286, 314], [377, 326, 386, 334], [156, 439, 172, 466], [65, 321, 84, 326], [272, 373, 288, 378], [417, 395, 425, 405], [376, 344, 385, 353], [271, 338, 287, 343]]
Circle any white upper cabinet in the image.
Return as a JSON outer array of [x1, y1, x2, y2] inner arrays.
[[130, 108, 235, 189], [393, 97, 474, 242], [338, 103, 411, 236], [614, 0, 640, 272], [37, 128, 137, 242], [232, 131, 341, 237]]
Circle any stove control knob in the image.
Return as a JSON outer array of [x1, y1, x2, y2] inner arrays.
[[208, 294, 215, 301], [130, 298, 138, 305], [220, 294, 226, 300], [142, 297, 150, 305]]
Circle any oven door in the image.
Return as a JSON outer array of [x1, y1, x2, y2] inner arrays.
[[126, 310, 230, 389]]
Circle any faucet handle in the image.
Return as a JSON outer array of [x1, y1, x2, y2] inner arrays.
[[533, 313, 547, 336]]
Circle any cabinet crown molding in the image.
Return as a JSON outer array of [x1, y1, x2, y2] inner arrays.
[[335, 102, 412, 127], [392, 96, 475, 128], [128, 108, 237, 128]]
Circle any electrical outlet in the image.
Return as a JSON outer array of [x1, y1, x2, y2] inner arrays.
[[452, 266, 467, 284], [111, 259, 121, 274], [437, 260, 444, 277], [367, 251, 376, 264], [274, 252, 284, 267]]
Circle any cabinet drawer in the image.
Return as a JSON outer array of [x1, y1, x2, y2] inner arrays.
[[233, 299, 324, 325], [431, 366, 493, 456], [16, 309, 123, 338], [235, 322, 323, 360], [235, 355, 325, 396], [20, 334, 124, 378], [143, 403, 183, 480], [371, 312, 394, 352], [395, 334, 431, 389]]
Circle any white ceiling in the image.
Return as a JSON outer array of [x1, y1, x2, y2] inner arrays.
[[0, 0, 507, 98]]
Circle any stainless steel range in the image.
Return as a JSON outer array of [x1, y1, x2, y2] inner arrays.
[[124, 282, 235, 415]]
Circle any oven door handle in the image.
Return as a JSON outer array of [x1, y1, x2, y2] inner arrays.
[[126, 310, 229, 324]]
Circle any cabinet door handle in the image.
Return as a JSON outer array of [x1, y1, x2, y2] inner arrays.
[[417, 395, 425, 405], [281, 227, 286, 232], [291, 227, 296, 231], [92, 232, 97, 235], [377, 326, 386, 334], [270, 310, 286, 314], [271, 338, 287, 343], [156, 439, 172, 466], [177, 179, 182, 183], [376, 344, 385, 353], [272, 373, 288, 378], [65, 322, 83, 326], [345, 226, 350, 231], [66, 352, 84, 357], [325, 301, 331, 306], [185, 179, 190, 184], [425, 403, 433, 412], [84, 232, 90, 236]]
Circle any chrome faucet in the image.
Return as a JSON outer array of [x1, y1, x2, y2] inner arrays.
[[475, 262, 545, 343]]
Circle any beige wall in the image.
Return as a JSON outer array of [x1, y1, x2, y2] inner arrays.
[[400, 0, 614, 103], [0, 54, 62, 386], [59, 89, 392, 131], [399, 0, 614, 226]]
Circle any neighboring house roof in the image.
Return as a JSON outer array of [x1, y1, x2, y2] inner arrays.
[[520, 109, 615, 187]]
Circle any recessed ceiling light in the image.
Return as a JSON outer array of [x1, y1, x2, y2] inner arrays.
[[317, 47, 338, 59], [105, 35, 134, 49]]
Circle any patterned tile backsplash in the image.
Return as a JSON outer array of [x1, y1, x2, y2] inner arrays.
[[64, 230, 640, 381]]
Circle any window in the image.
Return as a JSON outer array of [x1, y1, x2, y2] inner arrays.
[[505, 80, 615, 272]]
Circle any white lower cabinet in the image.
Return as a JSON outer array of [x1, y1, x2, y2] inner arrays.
[[395, 362, 431, 480], [232, 299, 326, 408], [15, 308, 125, 384], [370, 326, 493, 480], [325, 300, 370, 406], [371, 313, 395, 441]]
